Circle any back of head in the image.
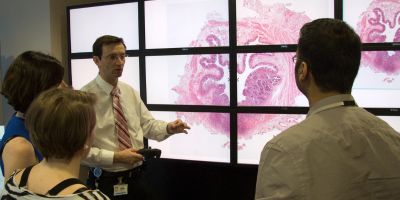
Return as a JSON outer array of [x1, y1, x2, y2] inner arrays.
[[1, 51, 64, 113], [92, 35, 126, 58], [297, 18, 361, 93], [25, 88, 97, 161]]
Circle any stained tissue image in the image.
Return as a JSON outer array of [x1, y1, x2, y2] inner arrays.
[[173, 54, 230, 106], [172, 52, 231, 149], [344, 0, 400, 108], [148, 0, 334, 163], [357, 0, 400, 75], [355, 0, 400, 44], [151, 0, 334, 164], [146, 0, 231, 162], [236, 52, 307, 161], [237, 2, 309, 45], [237, 53, 301, 107], [234, 1, 325, 161]]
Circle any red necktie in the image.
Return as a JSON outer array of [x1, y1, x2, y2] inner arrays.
[[111, 87, 132, 150]]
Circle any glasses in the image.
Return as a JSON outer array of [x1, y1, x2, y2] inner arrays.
[[105, 53, 128, 61]]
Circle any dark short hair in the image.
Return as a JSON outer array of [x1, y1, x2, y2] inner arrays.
[[92, 35, 126, 58], [1, 51, 64, 113], [297, 18, 361, 93], [26, 88, 97, 161]]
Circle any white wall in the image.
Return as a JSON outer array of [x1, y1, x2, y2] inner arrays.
[[0, 0, 52, 124], [0, 0, 118, 190], [0, 0, 51, 189]]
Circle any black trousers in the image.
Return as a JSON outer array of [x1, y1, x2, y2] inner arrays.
[[89, 167, 158, 200]]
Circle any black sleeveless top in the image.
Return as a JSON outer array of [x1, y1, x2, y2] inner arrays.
[[1, 166, 110, 200], [18, 165, 87, 195]]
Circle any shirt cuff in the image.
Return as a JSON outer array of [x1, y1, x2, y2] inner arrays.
[[101, 150, 114, 166]]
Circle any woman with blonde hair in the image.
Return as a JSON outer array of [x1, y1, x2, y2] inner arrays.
[[1, 88, 109, 199]]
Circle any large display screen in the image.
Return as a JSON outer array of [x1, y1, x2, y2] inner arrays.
[[68, 1, 400, 165], [352, 50, 400, 108], [343, 0, 400, 43], [148, 111, 230, 163], [238, 113, 400, 165], [378, 116, 400, 132], [69, 2, 139, 52], [236, 0, 335, 45], [237, 113, 306, 164], [237, 52, 308, 107], [146, 54, 230, 105], [145, 0, 229, 49], [70, 57, 140, 91]]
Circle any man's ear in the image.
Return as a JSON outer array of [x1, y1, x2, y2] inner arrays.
[[297, 61, 309, 80], [93, 56, 100, 66]]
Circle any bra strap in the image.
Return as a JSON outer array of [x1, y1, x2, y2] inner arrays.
[[73, 187, 89, 194], [47, 178, 86, 195], [19, 165, 34, 187]]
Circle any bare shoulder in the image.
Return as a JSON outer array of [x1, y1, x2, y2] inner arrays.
[[4, 137, 35, 155], [2, 137, 37, 180]]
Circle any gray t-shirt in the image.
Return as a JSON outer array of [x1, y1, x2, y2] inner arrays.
[[255, 94, 400, 200]]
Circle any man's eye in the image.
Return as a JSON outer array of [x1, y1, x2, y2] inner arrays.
[[108, 54, 126, 60]]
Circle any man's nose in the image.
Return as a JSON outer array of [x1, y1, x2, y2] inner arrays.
[[116, 56, 125, 64]]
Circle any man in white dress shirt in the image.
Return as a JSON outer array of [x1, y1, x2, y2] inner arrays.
[[81, 35, 190, 200], [255, 18, 400, 200]]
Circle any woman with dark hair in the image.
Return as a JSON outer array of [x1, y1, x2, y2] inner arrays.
[[0, 51, 64, 180]]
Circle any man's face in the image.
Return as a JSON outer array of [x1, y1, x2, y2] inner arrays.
[[95, 42, 126, 84]]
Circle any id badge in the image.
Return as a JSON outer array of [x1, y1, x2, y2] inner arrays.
[[113, 177, 128, 196]]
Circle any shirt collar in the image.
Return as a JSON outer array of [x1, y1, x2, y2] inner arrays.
[[307, 94, 356, 117], [95, 75, 116, 95]]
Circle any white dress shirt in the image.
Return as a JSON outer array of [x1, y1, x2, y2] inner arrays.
[[81, 75, 170, 172], [255, 94, 400, 200]]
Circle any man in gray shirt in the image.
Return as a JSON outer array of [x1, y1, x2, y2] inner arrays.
[[255, 18, 400, 200]]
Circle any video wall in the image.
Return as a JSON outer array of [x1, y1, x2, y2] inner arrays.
[[68, 0, 400, 165]]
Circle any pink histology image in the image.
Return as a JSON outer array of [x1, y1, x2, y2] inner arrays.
[[237, 52, 306, 107], [173, 0, 331, 151], [172, 54, 230, 106], [237, 114, 306, 164], [359, 0, 400, 76], [237, 0, 334, 45], [355, 0, 400, 75], [344, 0, 400, 107], [145, 6, 231, 162], [237, 1, 308, 45], [352, 51, 400, 108], [171, 11, 231, 149], [354, 0, 400, 43]]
